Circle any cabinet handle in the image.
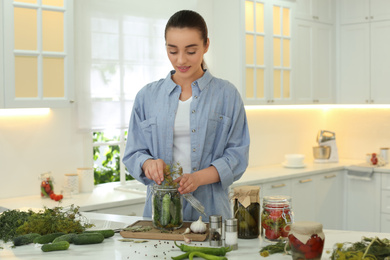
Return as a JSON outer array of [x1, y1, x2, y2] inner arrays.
[[365, 16, 369, 20], [324, 174, 336, 179], [299, 178, 312, 183], [371, 16, 373, 19], [365, 100, 369, 103], [371, 100, 374, 103], [271, 183, 286, 188]]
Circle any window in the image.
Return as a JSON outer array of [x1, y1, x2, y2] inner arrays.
[[244, 0, 292, 104], [74, 1, 181, 184]]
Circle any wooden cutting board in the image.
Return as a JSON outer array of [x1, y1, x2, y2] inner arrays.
[[119, 220, 209, 241]]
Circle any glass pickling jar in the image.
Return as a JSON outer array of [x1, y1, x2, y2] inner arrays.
[[261, 195, 294, 242]]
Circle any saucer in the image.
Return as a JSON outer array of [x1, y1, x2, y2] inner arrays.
[[282, 162, 306, 168]]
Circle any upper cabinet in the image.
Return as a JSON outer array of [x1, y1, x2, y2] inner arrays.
[[339, 0, 390, 104], [0, 1, 4, 108], [340, 0, 390, 24], [296, 0, 334, 24], [2, 0, 74, 108], [243, 0, 295, 105]]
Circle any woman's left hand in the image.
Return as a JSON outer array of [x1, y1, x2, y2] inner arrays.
[[174, 173, 200, 194]]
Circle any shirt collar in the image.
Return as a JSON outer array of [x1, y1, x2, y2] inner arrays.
[[164, 69, 213, 95]]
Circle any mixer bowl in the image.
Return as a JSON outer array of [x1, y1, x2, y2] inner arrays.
[[313, 146, 331, 159]]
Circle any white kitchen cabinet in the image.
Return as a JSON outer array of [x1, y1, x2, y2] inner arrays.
[[0, 0, 4, 108], [314, 171, 344, 230], [339, 21, 390, 104], [260, 179, 292, 199], [381, 173, 390, 232], [291, 175, 317, 222], [89, 203, 144, 216], [294, 20, 334, 104], [339, 0, 390, 25], [295, 0, 334, 24], [2, 0, 74, 108], [345, 172, 381, 232]]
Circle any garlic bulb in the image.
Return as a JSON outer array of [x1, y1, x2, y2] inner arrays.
[[190, 216, 207, 233]]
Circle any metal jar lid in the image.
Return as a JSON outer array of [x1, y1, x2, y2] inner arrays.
[[225, 218, 237, 232], [209, 215, 222, 228]]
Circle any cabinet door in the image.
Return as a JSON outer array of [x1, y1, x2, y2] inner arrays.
[[314, 171, 344, 230], [345, 173, 381, 232], [382, 173, 390, 190], [295, 0, 333, 24], [339, 23, 370, 104], [339, 0, 370, 24], [294, 21, 333, 103], [291, 176, 316, 222], [370, 0, 390, 22], [261, 179, 292, 199], [0, 0, 4, 108], [313, 23, 333, 103], [381, 213, 390, 233], [370, 21, 390, 104]]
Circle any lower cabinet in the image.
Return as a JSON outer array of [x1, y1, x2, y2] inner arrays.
[[345, 171, 381, 232], [381, 174, 390, 232]]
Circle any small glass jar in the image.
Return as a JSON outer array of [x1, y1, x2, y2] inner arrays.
[[225, 218, 238, 250], [40, 172, 54, 198], [233, 186, 260, 239], [261, 195, 293, 242], [209, 215, 222, 247], [152, 184, 183, 230], [288, 221, 325, 260]]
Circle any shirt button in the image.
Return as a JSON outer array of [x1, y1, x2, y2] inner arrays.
[[192, 110, 196, 113], [193, 167, 197, 171], [194, 96, 198, 99], [192, 148, 196, 152], [192, 129, 196, 133], [192, 83, 196, 86], [220, 116, 223, 120]]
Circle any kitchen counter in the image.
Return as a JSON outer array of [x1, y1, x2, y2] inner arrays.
[[1, 212, 390, 260], [1, 159, 389, 213]]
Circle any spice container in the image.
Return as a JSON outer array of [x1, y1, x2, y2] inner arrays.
[[232, 186, 260, 239], [209, 215, 222, 246], [152, 184, 183, 230], [224, 218, 238, 250], [288, 221, 325, 260], [40, 172, 54, 198], [261, 195, 293, 242]]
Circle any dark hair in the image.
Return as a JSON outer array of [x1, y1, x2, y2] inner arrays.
[[165, 10, 208, 46]]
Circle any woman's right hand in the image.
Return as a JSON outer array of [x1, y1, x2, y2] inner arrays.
[[142, 159, 166, 185]]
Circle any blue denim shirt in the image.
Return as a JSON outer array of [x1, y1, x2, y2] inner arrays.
[[122, 70, 250, 222]]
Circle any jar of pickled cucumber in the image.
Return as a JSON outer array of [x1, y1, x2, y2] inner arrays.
[[232, 186, 260, 239], [261, 195, 293, 242], [152, 184, 183, 230]]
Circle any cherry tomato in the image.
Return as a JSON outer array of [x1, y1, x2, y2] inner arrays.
[[305, 251, 319, 259], [265, 229, 281, 240], [281, 225, 290, 237]]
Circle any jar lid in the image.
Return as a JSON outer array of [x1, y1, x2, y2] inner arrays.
[[65, 173, 78, 176], [209, 215, 222, 223], [290, 221, 323, 236], [225, 218, 237, 226], [263, 195, 291, 206]]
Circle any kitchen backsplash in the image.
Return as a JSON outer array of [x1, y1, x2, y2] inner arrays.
[[1, 106, 390, 199]]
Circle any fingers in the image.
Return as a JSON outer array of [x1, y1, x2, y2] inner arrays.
[[142, 159, 166, 185], [177, 174, 198, 194]]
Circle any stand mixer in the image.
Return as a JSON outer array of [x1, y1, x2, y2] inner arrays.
[[314, 130, 339, 163]]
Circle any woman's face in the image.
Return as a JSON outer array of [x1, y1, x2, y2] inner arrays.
[[165, 27, 209, 83]]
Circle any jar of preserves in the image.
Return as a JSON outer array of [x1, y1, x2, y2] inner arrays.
[[288, 221, 325, 260], [40, 172, 54, 198], [152, 184, 183, 230], [232, 186, 260, 239], [261, 195, 293, 242]]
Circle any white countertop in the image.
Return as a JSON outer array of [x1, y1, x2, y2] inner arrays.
[[1, 212, 390, 260], [1, 159, 389, 212]]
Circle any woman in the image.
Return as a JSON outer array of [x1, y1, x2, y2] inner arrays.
[[122, 10, 250, 222]]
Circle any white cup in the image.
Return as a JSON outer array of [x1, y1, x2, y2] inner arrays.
[[285, 154, 305, 166], [77, 168, 94, 193]]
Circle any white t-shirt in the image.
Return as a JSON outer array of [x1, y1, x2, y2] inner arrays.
[[173, 97, 192, 174]]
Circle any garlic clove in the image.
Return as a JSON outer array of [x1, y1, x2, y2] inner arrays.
[[182, 227, 191, 235], [183, 235, 192, 244]]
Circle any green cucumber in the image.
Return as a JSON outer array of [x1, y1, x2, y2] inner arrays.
[[84, 229, 115, 238], [13, 233, 41, 246], [52, 233, 77, 244], [41, 241, 70, 252], [170, 196, 182, 225], [73, 233, 104, 245], [33, 232, 65, 244], [161, 193, 171, 226]]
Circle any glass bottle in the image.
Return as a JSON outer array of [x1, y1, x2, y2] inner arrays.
[[225, 218, 238, 250], [288, 221, 325, 260], [152, 184, 183, 230], [40, 172, 54, 198], [209, 215, 222, 246], [261, 195, 293, 242], [233, 186, 260, 239]]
